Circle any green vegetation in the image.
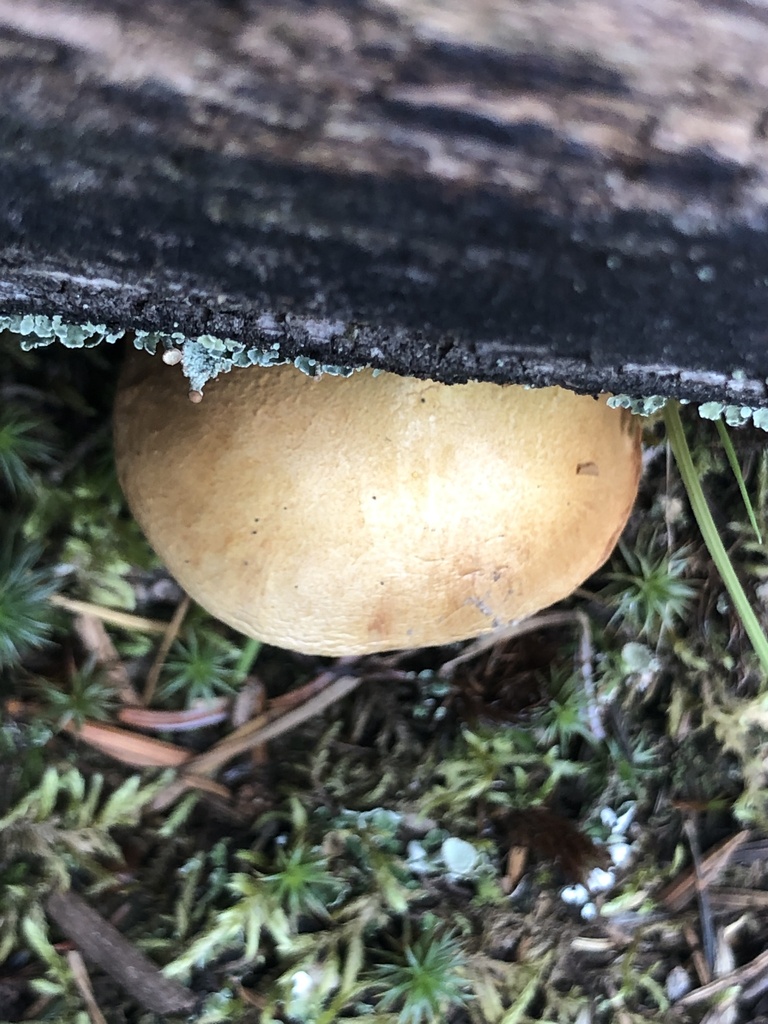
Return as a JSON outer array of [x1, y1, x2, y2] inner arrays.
[[0, 537, 58, 669], [158, 625, 243, 706], [604, 533, 697, 641], [665, 401, 768, 674], [0, 407, 55, 495], [36, 661, 119, 729], [3, 328, 768, 1023], [370, 919, 472, 1023]]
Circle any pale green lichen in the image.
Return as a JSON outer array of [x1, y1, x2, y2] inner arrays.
[[2, 313, 359, 393], [697, 402, 768, 430], [609, 393, 768, 432], [179, 340, 234, 393], [6, 313, 768, 419], [0, 314, 124, 348], [292, 355, 356, 377], [607, 394, 669, 417], [133, 329, 187, 355]]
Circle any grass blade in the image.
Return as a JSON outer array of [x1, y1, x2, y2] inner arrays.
[[715, 417, 763, 544], [664, 402, 768, 676]]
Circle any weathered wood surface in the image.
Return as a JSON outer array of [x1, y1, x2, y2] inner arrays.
[[2, 0, 768, 403]]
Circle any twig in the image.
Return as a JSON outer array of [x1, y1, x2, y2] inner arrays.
[[678, 947, 768, 1007], [183, 673, 363, 775], [50, 595, 168, 634], [659, 830, 750, 913], [73, 613, 140, 705], [118, 698, 230, 731], [46, 890, 196, 1016], [708, 887, 768, 910], [741, 960, 768, 1002], [251, 681, 268, 767], [683, 817, 717, 979], [438, 610, 581, 677], [268, 666, 353, 712], [683, 923, 709, 988], [142, 593, 190, 704], [152, 672, 363, 810], [66, 950, 108, 1024]]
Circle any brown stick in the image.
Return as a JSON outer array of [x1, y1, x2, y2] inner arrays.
[[142, 594, 191, 705], [151, 672, 364, 810], [46, 890, 197, 1016]]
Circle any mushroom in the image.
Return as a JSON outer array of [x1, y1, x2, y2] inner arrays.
[[113, 352, 641, 655]]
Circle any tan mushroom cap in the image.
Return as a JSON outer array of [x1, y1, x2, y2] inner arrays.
[[114, 353, 641, 655]]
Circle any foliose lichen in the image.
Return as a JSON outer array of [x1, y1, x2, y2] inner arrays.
[[697, 402, 768, 431], [607, 394, 669, 417], [5, 313, 768, 424], [608, 393, 768, 432], [0, 313, 125, 348], [1, 313, 360, 393]]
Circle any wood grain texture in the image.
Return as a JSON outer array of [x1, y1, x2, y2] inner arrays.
[[1, 0, 768, 403]]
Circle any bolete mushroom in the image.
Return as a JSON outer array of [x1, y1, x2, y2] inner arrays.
[[113, 352, 641, 655]]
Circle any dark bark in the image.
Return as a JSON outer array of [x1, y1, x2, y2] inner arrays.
[[2, 0, 768, 404]]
